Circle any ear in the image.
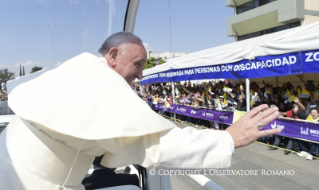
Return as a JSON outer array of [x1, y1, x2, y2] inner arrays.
[[108, 47, 119, 68]]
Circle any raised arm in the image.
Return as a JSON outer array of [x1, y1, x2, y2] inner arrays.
[[294, 97, 306, 112]]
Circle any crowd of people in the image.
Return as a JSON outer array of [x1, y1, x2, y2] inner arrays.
[[0, 81, 7, 101], [0, 81, 11, 115], [132, 79, 319, 160]]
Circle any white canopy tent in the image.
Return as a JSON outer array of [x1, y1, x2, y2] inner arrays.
[[142, 21, 319, 112], [143, 21, 319, 77]]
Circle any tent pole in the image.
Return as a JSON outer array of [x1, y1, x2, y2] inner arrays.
[[171, 82, 176, 121], [246, 78, 250, 112]]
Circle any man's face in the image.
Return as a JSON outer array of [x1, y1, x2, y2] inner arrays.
[[311, 109, 319, 120], [108, 43, 147, 84]]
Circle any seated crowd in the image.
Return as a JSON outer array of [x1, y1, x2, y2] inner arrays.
[[132, 79, 319, 160]]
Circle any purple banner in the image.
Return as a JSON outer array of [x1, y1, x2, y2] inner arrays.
[[153, 103, 233, 124], [262, 119, 319, 142], [153, 103, 175, 112], [152, 103, 319, 142]]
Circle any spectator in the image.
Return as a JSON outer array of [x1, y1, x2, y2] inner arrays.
[[271, 101, 304, 154], [296, 108, 319, 160], [146, 92, 152, 108], [1, 81, 6, 91], [226, 90, 247, 111]]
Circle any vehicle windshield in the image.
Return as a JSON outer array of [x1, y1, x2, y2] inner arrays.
[[0, 0, 128, 116]]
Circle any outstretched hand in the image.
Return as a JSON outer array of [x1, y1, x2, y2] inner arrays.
[[226, 104, 281, 149]]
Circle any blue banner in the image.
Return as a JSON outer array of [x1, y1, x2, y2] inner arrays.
[[141, 50, 319, 85], [300, 49, 319, 73]]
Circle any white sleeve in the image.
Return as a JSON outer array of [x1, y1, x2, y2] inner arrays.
[[97, 127, 233, 170], [97, 132, 162, 168], [157, 127, 233, 169]]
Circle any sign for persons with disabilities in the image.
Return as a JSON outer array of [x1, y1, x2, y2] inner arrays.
[[141, 49, 319, 85]]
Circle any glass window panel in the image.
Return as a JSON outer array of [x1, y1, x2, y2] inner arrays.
[[0, 0, 128, 116], [290, 22, 301, 28], [236, 0, 258, 14]]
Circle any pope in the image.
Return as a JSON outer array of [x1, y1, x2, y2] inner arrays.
[[0, 32, 281, 190]]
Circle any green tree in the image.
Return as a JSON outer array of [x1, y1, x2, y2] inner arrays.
[[0, 68, 15, 80], [20, 64, 22, 76], [159, 58, 166, 65], [143, 57, 167, 70], [30, 66, 43, 74], [143, 57, 156, 70], [23, 66, 25, 76]]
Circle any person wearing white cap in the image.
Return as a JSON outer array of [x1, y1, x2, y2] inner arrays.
[[0, 32, 281, 190]]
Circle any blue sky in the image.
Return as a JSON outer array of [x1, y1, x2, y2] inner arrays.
[[0, 0, 234, 77]]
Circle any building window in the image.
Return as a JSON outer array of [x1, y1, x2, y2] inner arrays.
[[236, 0, 277, 14], [238, 21, 300, 41]]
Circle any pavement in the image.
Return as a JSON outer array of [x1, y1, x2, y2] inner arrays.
[[169, 120, 319, 190]]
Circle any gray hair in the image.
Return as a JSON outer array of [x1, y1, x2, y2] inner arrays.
[[98, 32, 144, 55]]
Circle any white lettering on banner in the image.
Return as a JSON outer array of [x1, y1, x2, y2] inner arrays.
[[261, 61, 266, 68], [310, 129, 319, 137], [251, 62, 256, 69], [282, 57, 289, 65], [256, 62, 262, 69], [233, 56, 297, 73], [184, 69, 194, 75], [205, 113, 214, 118], [191, 110, 196, 114], [142, 55, 299, 83], [275, 59, 281, 66], [194, 66, 220, 74], [240, 64, 245, 70], [166, 71, 184, 78], [305, 53, 313, 62], [221, 65, 232, 72], [141, 74, 158, 81], [270, 122, 285, 130], [289, 56, 297, 64], [246, 63, 250, 70], [219, 115, 228, 120], [300, 127, 309, 135], [202, 112, 205, 116], [179, 108, 186, 112], [305, 52, 319, 62]]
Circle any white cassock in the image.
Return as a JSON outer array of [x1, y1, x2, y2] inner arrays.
[[0, 53, 233, 190]]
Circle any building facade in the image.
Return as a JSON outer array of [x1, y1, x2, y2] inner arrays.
[[226, 0, 319, 41], [147, 51, 186, 60]]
